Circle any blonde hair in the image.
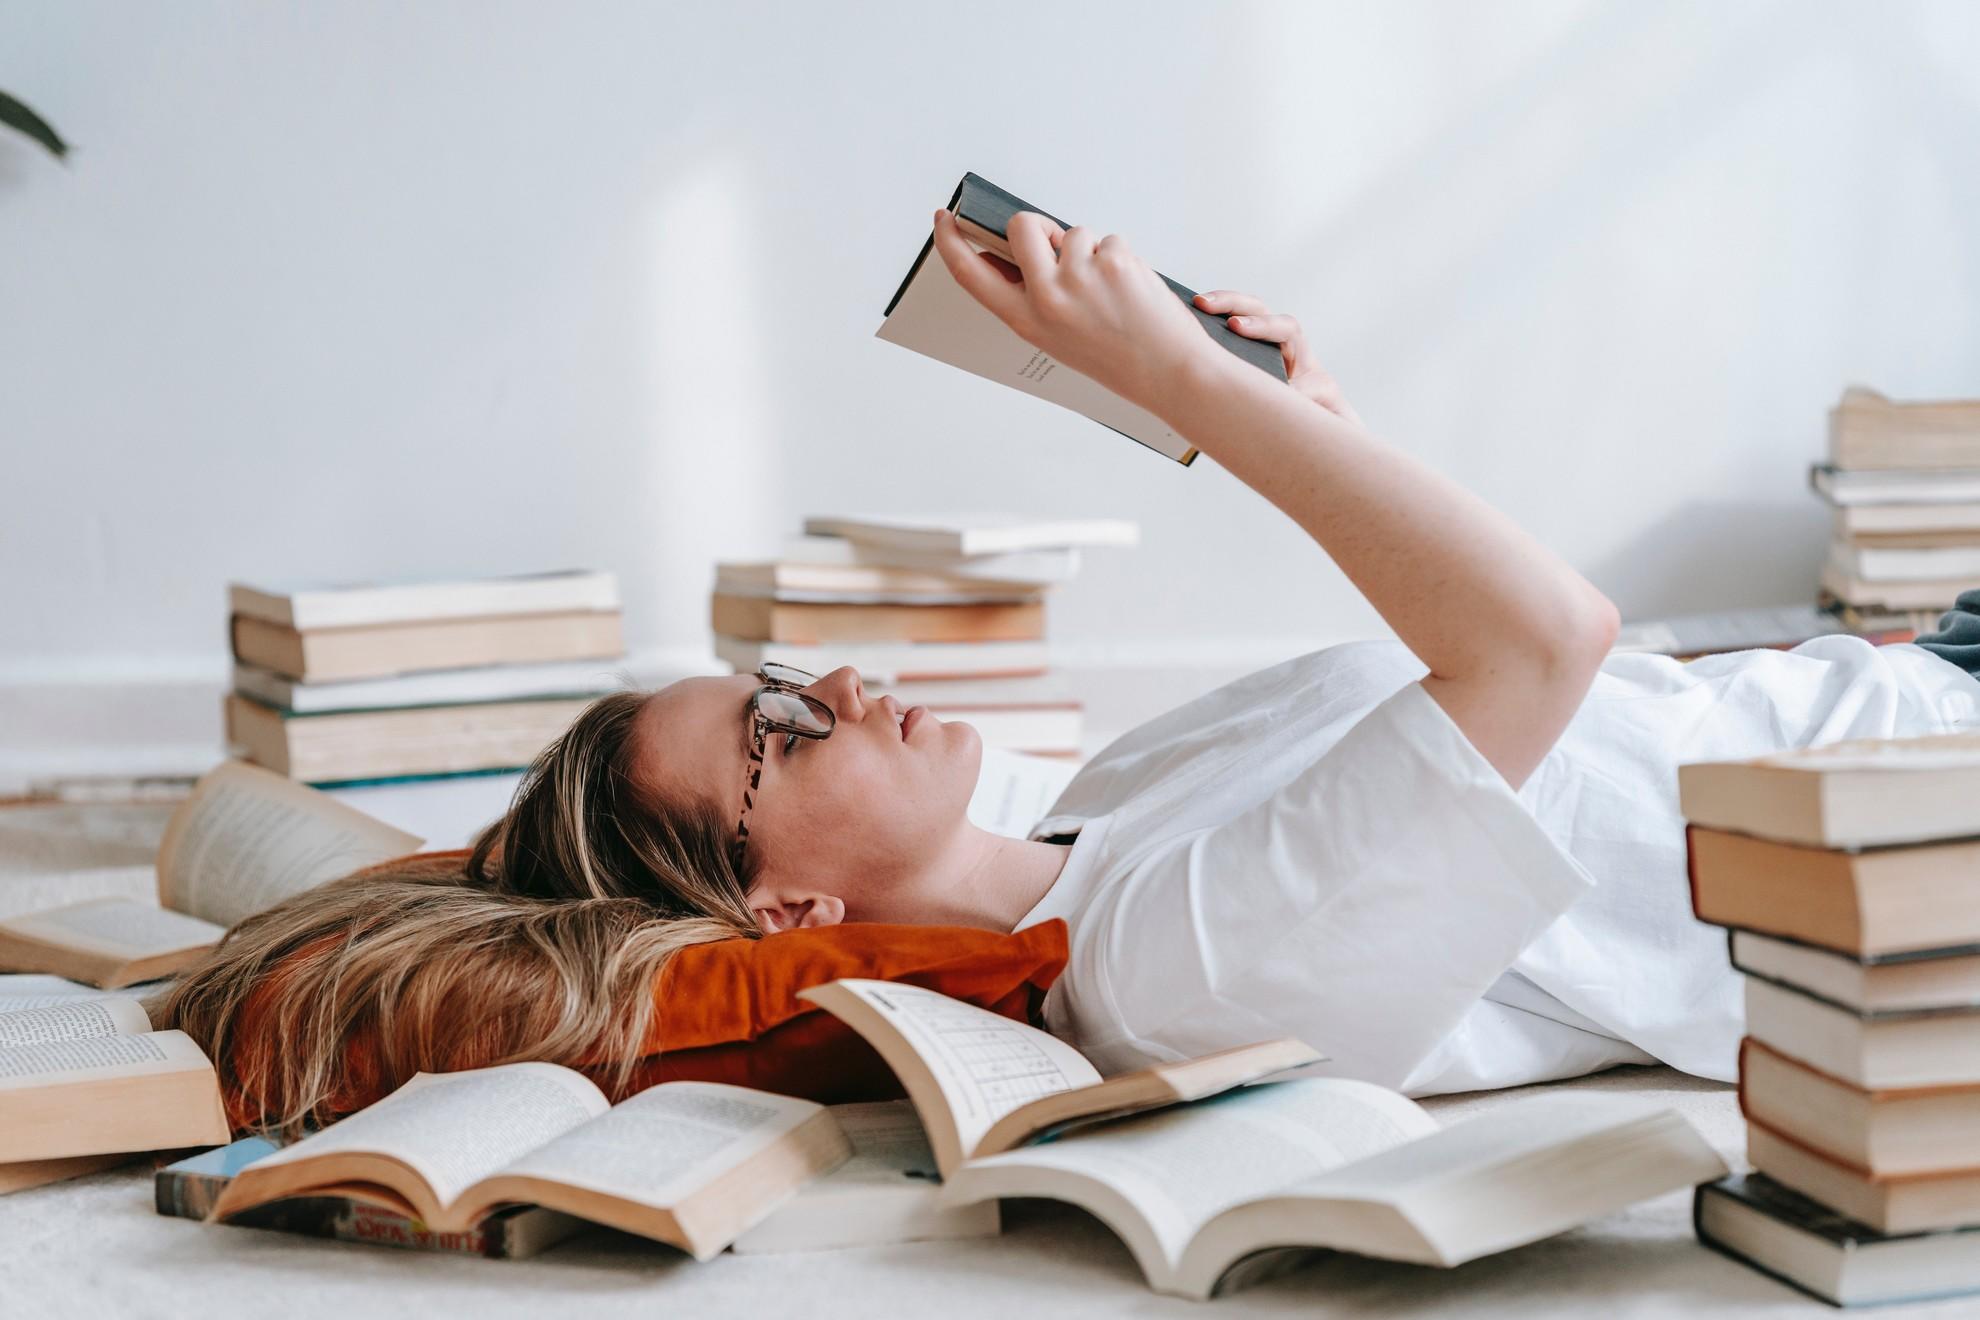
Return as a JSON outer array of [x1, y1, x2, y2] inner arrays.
[[150, 690, 761, 1136]]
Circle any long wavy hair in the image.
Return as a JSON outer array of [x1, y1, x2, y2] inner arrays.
[[149, 690, 761, 1136]]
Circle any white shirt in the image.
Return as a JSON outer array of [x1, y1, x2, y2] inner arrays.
[[1017, 638, 1980, 1095]]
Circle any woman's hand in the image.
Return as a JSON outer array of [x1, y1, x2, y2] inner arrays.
[[1193, 290, 1362, 427], [930, 208, 1222, 416]]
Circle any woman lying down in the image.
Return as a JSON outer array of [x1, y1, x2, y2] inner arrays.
[[158, 208, 1980, 1128]]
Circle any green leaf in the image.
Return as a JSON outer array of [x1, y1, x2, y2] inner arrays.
[[0, 90, 68, 160]]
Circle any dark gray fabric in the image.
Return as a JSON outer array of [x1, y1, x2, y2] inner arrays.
[[1911, 588, 1980, 675]]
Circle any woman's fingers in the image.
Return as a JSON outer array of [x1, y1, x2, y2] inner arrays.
[[1006, 211, 1063, 283], [1224, 311, 1301, 346], [1057, 224, 1098, 266], [932, 210, 1027, 322], [1194, 289, 1272, 318]]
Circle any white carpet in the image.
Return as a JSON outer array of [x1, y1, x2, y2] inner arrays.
[[0, 800, 1872, 1316]]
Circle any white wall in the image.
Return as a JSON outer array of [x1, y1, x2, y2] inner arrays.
[[3, 1, 1978, 768]]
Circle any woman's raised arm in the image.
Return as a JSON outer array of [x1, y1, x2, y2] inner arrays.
[[930, 209, 1618, 789]]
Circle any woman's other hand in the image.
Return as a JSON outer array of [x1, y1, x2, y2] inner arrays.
[[1193, 291, 1362, 427], [930, 208, 1222, 417]]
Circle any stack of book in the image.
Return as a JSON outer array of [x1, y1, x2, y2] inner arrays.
[[225, 571, 626, 786], [1814, 386, 1980, 627], [711, 514, 1140, 757], [1683, 734, 1980, 1306]]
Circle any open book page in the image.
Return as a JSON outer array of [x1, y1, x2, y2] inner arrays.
[[0, 1028, 213, 1091], [243, 1064, 608, 1210], [0, 900, 223, 959], [1264, 1094, 1726, 1264], [493, 1083, 824, 1206], [0, 997, 151, 1046], [0, 974, 140, 1011], [811, 980, 1102, 1164], [157, 761, 423, 927], [949, 1079, 1437, 1276]]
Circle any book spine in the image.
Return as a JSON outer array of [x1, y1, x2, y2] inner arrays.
[[155, 1166, 527, 1258]]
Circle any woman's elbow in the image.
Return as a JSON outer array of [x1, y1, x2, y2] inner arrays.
[[1549, 591, 1621, 679]]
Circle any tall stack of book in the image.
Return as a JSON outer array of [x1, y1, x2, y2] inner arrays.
[[1814, 386, 1980, 631], [1682, 734, 1980, 1307], [711, 515, 1139, 757], [225, 571, 627, 786]]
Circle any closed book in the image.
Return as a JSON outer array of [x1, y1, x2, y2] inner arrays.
[[1830, 387, 1980, 472], [228, 571, 620, 630], [925, 706, 1082, 757], [801, 513, 1138, 558], [1610, 605, 1864, 658], [1695, 1171, 1980, 1307], [1687, 826, 1980, 956], [1812, 463, 1980, 507], [1731, 930, 1980, 1014], [1741, 1037, 1980, 1180], [709, 595, 1045, 645], [868, 674, 1076, 707], [1745, 1119, 1980, 1237], [225, 693, 592, 785], [1829, 539, 1980, 584], [230, 610, 625, 683], [713, 561, 1043, 604], [1679, 735, 1980, 850], [1819, 562, 1969, 613], [1745, 975, 1980, 1089], [233, 659, 622, 715], [877, 173, 1287, 466], [714, 636, 1049, 682], [780, 535, 1080, 585], [1837, 503, 1980, 534], [155, 1138, 583, 1259]]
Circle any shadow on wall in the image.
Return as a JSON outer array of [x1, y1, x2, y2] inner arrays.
[[1585, 498, 1830, 620]]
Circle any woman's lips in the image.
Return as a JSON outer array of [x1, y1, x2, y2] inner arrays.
[[901, 706, 926, 740]]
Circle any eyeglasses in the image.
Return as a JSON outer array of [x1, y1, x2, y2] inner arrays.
[[731, 663, 835, 873]]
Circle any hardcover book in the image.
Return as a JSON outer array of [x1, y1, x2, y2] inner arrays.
[[877, 173, 1287, 464]]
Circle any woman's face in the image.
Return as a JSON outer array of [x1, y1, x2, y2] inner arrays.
[[633, 667, 982, 924]]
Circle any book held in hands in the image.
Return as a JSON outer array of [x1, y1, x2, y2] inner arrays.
[[877, 172, 1287, 465]]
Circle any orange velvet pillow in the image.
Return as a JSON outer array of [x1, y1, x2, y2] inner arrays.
[[600, 919, 1070, 1104], [220, 875, 1069, 1128]]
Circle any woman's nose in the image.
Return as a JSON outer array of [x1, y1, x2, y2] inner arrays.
[[809, 666, 866, 721]]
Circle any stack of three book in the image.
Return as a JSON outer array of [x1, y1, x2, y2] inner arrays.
[[1684, 735, 1980, 1306], [226, 570, 627, 786]]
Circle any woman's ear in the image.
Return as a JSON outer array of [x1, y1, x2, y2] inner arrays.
[[750, 892, 845, 935]]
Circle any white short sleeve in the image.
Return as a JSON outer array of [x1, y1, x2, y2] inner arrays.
[[1056, 681, 1597, 1088]]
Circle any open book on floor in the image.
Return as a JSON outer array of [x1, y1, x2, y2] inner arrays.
[[206, 1066, 852, 1261], [797, 979, 1725, 1300], [163, 1099, 994, 1258], [0, 761, 421, 988], [0, 997, 231, 1170], [796, 979, 1320, 1177]]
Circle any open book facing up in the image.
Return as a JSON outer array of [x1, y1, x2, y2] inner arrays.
[[206, 1065, 850, 1261], [796, 978, 1320, 1177], [0, 996, 231, 1168], [0, 761, 422, 988], [799, 978, 1725, 1300]]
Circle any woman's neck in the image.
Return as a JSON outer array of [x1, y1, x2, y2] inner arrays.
[[896, 826, 1073, 932]]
